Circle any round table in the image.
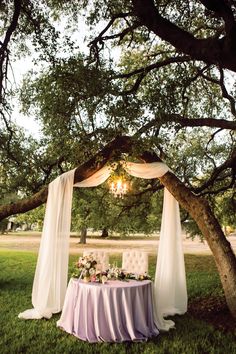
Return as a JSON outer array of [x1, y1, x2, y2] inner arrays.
[[57, 278, 159, 342]]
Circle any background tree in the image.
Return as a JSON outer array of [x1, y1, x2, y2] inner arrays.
[[71, 173, 163, 240]]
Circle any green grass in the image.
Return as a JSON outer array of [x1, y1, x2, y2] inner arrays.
[[0, 250, 235, 354]]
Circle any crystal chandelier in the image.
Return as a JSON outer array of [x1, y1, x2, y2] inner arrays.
[[110, 178, 128, 198]]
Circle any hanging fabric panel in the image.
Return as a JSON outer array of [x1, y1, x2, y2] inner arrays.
[[122, 161, 187, 330], [19, 169, 76, 319], [18, 166, 114, 320]]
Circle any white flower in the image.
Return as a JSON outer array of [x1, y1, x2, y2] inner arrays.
[[89, 268, 95, 275], [101, 275, 107, 284]]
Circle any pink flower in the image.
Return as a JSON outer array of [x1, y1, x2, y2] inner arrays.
[[90, 274, 97, 282]]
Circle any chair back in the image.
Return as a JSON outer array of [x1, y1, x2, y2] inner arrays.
[[83, 250, 109, 271], [122, 250, 148, 274]]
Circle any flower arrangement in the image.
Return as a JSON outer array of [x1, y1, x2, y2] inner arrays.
[[72, 257, 151, 283], [106, 266, 151, 281], [72, 254, 98, 282]]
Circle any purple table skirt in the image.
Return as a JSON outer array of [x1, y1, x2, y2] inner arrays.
[[57, 278, 159, 343]]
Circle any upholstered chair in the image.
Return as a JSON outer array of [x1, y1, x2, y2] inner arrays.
[[83, 250, 109, 271], [122, 250, 148, 274]]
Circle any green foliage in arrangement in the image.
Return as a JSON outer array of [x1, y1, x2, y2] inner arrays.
[[0, 250, 235, 354]]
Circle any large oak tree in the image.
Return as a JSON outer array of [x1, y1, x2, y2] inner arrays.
[[0, 1, 236, 317]]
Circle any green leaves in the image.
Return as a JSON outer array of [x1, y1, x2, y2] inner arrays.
[[0, 0, 235, 235]]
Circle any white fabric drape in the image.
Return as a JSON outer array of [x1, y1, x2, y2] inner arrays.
[[18, 161, 187, 330], [122, 161, 187, 330], [154, 189, 187, 330], [122, 161, 169, 179], [74, 164, 114, 188], [18, 165, 114, 320], [19, 169, 76, 319]]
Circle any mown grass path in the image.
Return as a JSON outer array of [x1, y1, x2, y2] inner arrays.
[[1, 232, 236, 254]]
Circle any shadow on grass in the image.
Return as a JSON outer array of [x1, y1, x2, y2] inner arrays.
[[0, 277, 33, 290]]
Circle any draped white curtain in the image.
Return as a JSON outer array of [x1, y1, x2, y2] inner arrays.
[[18, 161, 187, 330], [74, 164, 114, 188], [18, 165, 114, 320], [19, 169, 76, 319], [122, 162, 187, 330]]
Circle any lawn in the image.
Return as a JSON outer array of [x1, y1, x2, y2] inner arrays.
[[0, 250, 235, 354]]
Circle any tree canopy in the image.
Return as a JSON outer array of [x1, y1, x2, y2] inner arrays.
[[1, 0, 235, 233], [1, 0, 236, 318]]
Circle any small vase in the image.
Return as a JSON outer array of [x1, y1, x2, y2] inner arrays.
[[83, 276, 90, 283]]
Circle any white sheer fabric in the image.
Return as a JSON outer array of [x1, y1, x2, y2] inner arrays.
[[18, 160, 187, 331], [122, 161, 169, 179], [18, 169, 76, 319], [153, 189, 187, 330], [122, 162, 187, 330], [18, 165, 114, 320], [74, 164, 114, 188]]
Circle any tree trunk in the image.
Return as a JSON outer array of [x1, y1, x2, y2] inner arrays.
[[101, 227, 109, 238], [79, 227, 87, 244], [159, 171, 236, 318]]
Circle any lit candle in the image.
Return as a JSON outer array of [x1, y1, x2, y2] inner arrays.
[[117, 180, 122, 191]]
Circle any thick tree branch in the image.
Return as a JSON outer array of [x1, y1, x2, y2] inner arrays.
[[0, 186, 49, 222], [114, 56, 191, 95], [0, 113, 15, 160], [171, 115, 236, 130], [137, 114, 236, 133], [199, 0, 235, 34], [89, 12, 133, 62], [193, 147, 236, 194], [219, 67, 236, 118], [0, 136, 134, 221], [198, 178, 235, 196], [113, 55, 191, 79], [0, 1, 21, 53], [132, 0, 236, 72], [120, 72, 146, 95], [0, 0, 21, 102], [91, 23, 140, 45], [199, 68, 236, 117]]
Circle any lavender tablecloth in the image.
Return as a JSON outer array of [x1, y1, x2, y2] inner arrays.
[[57, 278, 159, 342]]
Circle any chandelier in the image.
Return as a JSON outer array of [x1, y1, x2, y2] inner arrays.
[[110, 178, 128, 198]]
